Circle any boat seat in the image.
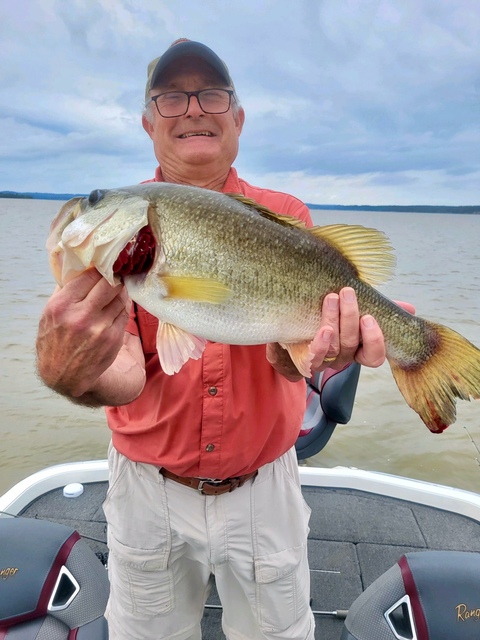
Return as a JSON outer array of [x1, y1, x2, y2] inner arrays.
[[341, 550, 480, 640], [0, 517, 109, 638], [296, 362, 361, 460]]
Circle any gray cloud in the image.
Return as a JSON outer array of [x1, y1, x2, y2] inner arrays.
[[1, 0, 479, 204]]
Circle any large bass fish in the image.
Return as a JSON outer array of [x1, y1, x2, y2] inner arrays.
[[47, 183, 480, 433]]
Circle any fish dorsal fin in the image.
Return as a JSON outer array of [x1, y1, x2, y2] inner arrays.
[[226, 194, 395, 286], [311, 224, 396, 286], [156, 321, 207, 374], [225, 193, 308, 230]]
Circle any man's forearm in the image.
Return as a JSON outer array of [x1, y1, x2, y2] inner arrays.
[[62, 339, 146, 408], [67, 362, 146, 408]]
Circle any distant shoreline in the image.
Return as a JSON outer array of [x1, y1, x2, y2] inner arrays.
[[307, 203, 480, 214], [0, 190, 478, 214]]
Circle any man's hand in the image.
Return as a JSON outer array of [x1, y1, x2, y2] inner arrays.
[[267, 287, 415, 380], [310, 287, 383, 371], [36, 269, 131, 399]]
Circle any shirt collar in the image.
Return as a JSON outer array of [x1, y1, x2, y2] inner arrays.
[[153, 166, 241, 194]]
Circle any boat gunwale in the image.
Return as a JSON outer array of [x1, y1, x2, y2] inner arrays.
[[2, 460, 480, 523]]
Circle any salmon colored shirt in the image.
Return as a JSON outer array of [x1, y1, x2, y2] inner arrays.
[[106, 167, 313, 479]]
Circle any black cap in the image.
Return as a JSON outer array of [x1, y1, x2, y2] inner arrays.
[[145, 39, 234, 100]]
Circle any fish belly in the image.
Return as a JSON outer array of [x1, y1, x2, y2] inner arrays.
[[124, 274, 320, 345]]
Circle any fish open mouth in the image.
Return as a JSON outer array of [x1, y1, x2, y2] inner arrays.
[[112, 226, 156, 277]]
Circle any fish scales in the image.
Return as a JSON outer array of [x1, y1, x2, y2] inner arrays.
[[145, 185, 353, 343]]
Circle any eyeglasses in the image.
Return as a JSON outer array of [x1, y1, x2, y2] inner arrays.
[[147, 89, 234, 118]]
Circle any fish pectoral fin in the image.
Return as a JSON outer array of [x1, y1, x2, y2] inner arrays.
[[225, 193, 308, 230], [161, 275, 232, 303], [280, 341, 314, 378], [310, 224, 396, 286], [156, 322, 207, 375]]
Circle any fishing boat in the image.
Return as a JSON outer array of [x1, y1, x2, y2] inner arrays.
[[2, 365, 480, 639]]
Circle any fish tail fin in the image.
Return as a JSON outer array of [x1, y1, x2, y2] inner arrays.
[[389, 323, 480, 433]]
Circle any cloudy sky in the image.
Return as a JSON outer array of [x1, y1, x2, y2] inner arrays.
[[1, 0, 479, 205]]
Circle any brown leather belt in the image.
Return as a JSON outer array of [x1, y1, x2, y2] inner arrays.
[[160, 468, 258, 495]]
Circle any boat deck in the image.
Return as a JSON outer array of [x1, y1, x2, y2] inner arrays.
[[17, 480, 480, 639]]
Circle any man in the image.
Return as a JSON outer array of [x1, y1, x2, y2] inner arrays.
[[36, 40, 412, 640]]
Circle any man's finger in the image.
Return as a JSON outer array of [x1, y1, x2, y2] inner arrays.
[[309, 326, 334, 371], [355, 315, 386, 368], [318, 293, 340, 356], [338, 287, 360, 355], [61, 269, 104, 301], [63, 269, 125, 309], [394, 300, 416, 315]]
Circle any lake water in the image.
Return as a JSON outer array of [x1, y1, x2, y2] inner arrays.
[[1, 198, 479, 495]]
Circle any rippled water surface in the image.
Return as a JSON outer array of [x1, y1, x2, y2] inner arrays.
[[1, 198, 479, 495]]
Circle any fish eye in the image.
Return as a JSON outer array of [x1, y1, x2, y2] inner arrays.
[[88, 189, 105, 205]]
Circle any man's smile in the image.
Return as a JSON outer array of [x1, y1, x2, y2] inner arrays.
[[178, 131, 214, 138]]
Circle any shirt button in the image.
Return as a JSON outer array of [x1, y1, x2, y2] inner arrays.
[[205, 443, 215, 452], [208, 386, 218, 396]]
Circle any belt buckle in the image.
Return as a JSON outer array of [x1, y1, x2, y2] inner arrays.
[[197, 478, 227, 494]]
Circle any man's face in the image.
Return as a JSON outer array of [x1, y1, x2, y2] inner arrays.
[[143, 59, 245, 177]]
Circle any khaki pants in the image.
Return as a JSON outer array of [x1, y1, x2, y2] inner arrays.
[[104, 445, 314, 640]]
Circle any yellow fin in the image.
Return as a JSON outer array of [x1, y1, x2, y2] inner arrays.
[[161, 275, 232, 303], [156, 321, 207, 375], [389, 322, 480, 433], [226, 194, 395, 287], [310, 224, 396, 286], [280, 341, 314, 378]]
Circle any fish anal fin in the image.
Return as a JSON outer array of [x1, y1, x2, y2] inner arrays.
[[388, 322, 480, 433], [310, 224, 396, 286], [280, 341, 314, 378], [161, 275, 232, 303], [156, 321, 207, 375]]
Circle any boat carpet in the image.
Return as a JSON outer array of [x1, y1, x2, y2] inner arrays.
[[17, 482, 480, 640]]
